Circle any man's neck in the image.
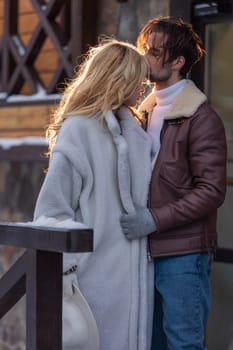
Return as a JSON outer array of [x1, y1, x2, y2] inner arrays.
[[153, 79, 187, 107], [155, 76, 183, 91]]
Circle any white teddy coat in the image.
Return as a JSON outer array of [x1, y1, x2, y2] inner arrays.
[[34, 106, 154, 350]]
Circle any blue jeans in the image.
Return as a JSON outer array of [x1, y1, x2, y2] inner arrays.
[[151, 253, 211, 350]]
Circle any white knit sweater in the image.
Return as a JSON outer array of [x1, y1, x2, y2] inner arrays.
[[148, 79, 187, 159]]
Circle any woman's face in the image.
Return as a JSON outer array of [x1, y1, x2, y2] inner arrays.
[[123, 84, 145, 107]]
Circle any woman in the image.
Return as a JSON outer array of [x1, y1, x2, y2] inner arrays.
[[34, 39, 154, 350]]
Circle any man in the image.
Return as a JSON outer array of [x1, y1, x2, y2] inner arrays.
[[120, 16, 227, 350]]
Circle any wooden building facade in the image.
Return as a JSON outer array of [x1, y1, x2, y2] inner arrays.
[[0, 0, 97, 137]]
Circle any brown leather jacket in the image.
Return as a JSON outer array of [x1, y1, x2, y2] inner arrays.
[[140, 80, 227, 258]]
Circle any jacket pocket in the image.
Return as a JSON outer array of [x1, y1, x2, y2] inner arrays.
[[159, 162, 192, 190]]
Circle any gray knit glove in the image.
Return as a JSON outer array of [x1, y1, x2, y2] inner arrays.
[[120, 207, 157, 240]]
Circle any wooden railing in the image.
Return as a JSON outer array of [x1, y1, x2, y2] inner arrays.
[[0, 144, 48, 162], [0, 224, 231, 350], [0, 222, 93, 350]]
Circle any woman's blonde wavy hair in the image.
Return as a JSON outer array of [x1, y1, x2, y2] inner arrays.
[[47, 38, 148, 152]]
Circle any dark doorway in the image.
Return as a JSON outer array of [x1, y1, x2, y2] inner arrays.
[[192, 2, 233, 349]]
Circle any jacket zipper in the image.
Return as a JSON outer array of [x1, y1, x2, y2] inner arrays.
[[146, 121, 168, 261]]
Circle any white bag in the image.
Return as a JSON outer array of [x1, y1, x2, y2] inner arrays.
[[63, 273, 100, 350]]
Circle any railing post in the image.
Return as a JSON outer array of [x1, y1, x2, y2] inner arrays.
[[0, 223, 93, 348], [26, 249, 63, 350]]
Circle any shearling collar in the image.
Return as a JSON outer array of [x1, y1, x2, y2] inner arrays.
[[139, 80, 207, 120]]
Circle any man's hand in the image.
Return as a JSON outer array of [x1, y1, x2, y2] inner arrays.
[[120, 207, 157, 240]]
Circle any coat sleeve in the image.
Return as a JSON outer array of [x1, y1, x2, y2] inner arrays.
[[33, 151, 83, 272], [150, 104, 227, 232], [34, 151, 82, 221]]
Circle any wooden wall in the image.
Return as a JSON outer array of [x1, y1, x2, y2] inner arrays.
[[0, 0, 60, 138], [0, 105, 51, 137]]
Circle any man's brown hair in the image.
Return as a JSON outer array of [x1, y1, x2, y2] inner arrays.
[[137, 16, 205, 78]]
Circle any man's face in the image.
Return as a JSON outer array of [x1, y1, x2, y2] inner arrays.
[[144, 31, 173, 86]]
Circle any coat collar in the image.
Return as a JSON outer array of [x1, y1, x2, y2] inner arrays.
[[139, 80, 207, 120], [105, 106, 150, 140], [105, 107, 151, 214]]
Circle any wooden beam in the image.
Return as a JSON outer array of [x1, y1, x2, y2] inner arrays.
[[0, 145, 48, 161], [26, 249, 62, 350], [0, 222, 93, 253], [0, 252, 26, 318]]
